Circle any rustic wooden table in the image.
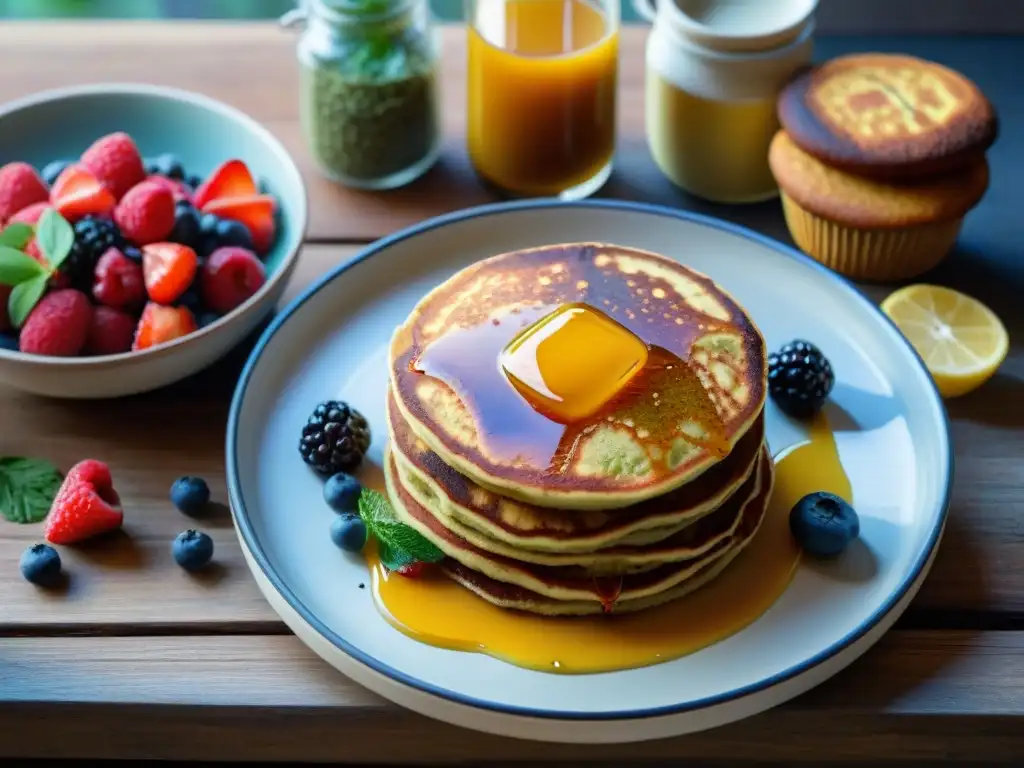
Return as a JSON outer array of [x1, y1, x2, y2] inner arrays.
[[2, 21, 1024, 765]]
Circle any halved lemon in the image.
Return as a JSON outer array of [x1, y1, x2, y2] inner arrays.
[[880, 284, 1009, 399]]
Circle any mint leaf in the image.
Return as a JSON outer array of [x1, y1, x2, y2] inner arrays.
[[8, 273, 49, 328], [0, 457, 62, 524], [0, 222, 34, 251], [0, 245, 46, 286], [35, 208, 74, 268], [358, 488, 445, 566]]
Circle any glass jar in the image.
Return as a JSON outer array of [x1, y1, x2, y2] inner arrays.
[[635, 0, 816, 204], [465, 0, 620, 200], [282, 0, 442, 190]]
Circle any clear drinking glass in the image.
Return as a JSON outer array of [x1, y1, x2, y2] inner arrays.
[[465, 0, 620, 199]]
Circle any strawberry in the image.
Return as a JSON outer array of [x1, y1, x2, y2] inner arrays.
[[93, 247, 145, 310], [44, 459, 123, 545], [193, 159, 257, 209], [395, 562, 428, 578], [114, 181, 175, 245], [202, 194, 276, 254], [146, 174, 192, 203], [132, 302, 197, 351], [141, 242, 198, 304], [18, 289, 92, 356], [9, 201, 51, 226], [84, 306, 136, 355], [200, 246, 266, 314], [0, 162, 49, 224], [50, 164, 116, 222], [80, 131, 146, 201]]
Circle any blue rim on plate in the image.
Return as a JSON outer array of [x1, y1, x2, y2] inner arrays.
[[226, 199, 953, 721]]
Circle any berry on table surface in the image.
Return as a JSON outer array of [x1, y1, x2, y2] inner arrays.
[[170, 475, 211, 515], [148, 153, 186, 181], [84, 306, 136, 356], [18, 289, 93, 357], [214, 217, 255, 250], [767, 340, 835, 419], [193, 158, 257, 209], [50, 164, 116, 222], [168, 200, 202, 250], [323, 473, 362, 513], [44, 459, 124, 545], [396, 562, 427, 578], [172, 529, 214, 571], [789, 491, 860, 558], [202, 194, 276, 254], [41, 160, 72, 187], [200, 246, 266, 314], [9, 201, 51, 226], [19, 543, 63, 587], [80, 131, 146, 201], [141, 242, 198, 304], [132, 302, 197, 351], [92, 247, 146, 310], [64, 215, 125, 292], [0, 161, 49, 223], [330, 514, 367, 553], [115, 180, 176, 245], [299, 400, 371, 475]]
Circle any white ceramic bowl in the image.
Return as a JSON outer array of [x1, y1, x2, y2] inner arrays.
[[0, 83, 307, 399]]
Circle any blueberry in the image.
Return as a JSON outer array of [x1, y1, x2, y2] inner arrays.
[[122, 245, 143, 264], [200, 212, 220, 236], [330, 514, 367, 553], [41, 160, 71, 186], [198, 213, 222, 257], [323, 473, 362, 513], [789, 492, 860, 558], [170, 475, 210, 515], [0, 332, 18, 351], [19, 543, 62, 587], [214, 218, 254, 250], [174, 285, 203, 315], [172, 529, 215, 571], [198, 311, 221, 328], [169, 204, 202, 249], [187, 174, 204, 190], [153, 152, 186, 180]]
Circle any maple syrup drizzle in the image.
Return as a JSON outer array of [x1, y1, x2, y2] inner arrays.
[[407, 246, 746, 478], [364, 410, 853, 674]]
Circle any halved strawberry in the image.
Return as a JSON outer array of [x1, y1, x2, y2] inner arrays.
[[132, 302, 198, 351], [192, 159, 257, 209], [141, 242, 198, 304], [50, 164, 116, 222], [202, 194, 276, 254]]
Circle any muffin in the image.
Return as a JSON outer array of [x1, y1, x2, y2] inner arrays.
[[768, 129, 989, 281], [778, 53, 998, 181]]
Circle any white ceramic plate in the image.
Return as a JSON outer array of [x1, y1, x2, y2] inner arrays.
[[227, 201, 952, 744]]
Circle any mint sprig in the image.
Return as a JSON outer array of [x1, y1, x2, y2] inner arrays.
[[0, 209, 75, 327], [357, 488, 444, 571], [0, 457, 63, 524]]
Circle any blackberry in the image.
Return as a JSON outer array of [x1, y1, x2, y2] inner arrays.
[[64, 216, 124, 291], [767, 340, 835, 419], [299, 400, 371, 475]]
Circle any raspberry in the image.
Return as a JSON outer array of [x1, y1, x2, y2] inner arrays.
[[115, 181, 175, 245], [80, 132, 146, 201], [0, 162, 49, 223], [84, 306, 136, 356], [18, 289, 93, 357], [200, 246, 266, 314], [92, 247, 145, 310], [44, 459, 123, 545], [8, 201, 51, 226], [146, 174, 193, 203]]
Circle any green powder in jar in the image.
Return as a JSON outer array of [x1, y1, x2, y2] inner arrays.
[[300, 36, 440, 187]]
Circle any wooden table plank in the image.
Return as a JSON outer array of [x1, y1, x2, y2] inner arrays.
[[3, 631, 1024, 761]]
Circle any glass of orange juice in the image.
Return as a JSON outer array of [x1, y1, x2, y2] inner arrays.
[[465, 0, 620, 199]]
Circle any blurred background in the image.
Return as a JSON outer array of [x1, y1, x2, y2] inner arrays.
[[0, 0, 645, 22]]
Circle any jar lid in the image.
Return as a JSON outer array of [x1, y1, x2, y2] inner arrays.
[[665, 0, 818, 53]]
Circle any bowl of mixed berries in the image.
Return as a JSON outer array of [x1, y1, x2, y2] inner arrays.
[[0, 84, 307, 398]]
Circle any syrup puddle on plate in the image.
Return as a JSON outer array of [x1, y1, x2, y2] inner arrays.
[[361, 412, 850, 674]]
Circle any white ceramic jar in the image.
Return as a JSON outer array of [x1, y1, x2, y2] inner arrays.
[[635, 0, 817, 204]]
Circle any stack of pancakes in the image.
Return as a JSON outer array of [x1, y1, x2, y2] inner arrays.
[[385, 243, 770, 616]]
